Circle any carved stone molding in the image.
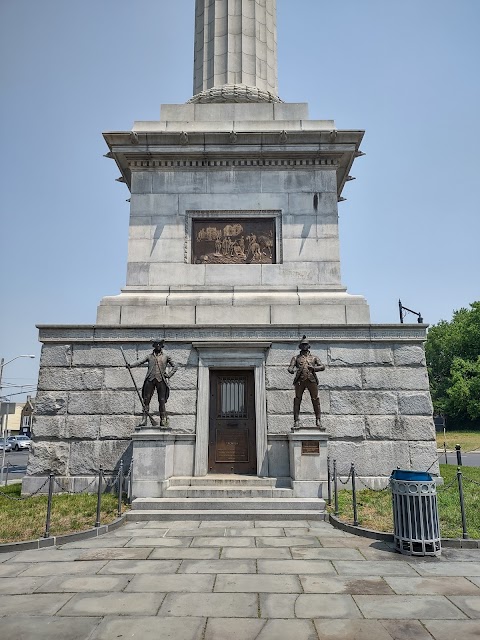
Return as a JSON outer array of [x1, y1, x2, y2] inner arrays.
[[127, 158, 339, 170]]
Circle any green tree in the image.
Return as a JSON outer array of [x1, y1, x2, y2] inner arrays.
[[425, 302, 480, 428]]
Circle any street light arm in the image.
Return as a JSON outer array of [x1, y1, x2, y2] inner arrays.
[[1, 355, 36, 368]]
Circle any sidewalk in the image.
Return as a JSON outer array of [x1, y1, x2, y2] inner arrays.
[[0, 519, 479, 639]]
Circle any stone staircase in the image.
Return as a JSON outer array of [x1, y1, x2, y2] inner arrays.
[[128, 475, 327, 521]]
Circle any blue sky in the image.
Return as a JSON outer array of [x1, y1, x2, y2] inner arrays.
[[1, 0, 479, 401]]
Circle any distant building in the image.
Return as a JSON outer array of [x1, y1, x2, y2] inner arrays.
[[20, 396, 35, 436]]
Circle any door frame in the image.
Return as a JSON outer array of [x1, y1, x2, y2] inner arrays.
[[193, 342, 271, 477]]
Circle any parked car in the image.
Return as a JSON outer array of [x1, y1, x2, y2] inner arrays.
[[7, 435, 31, 451], [0, 440, 12, 453]]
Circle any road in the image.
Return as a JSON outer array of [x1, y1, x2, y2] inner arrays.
[[440, 451, 480, 467], [1, 450, 29, 480]]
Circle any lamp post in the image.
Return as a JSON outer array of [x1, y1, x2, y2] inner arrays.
[[398, 300, 424, 324], [0, 355, 35, 484]]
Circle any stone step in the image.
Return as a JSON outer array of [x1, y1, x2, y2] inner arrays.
[[164, 486, 294, 498], [132, 497, 325, 511], [168, 476, 283, 488], [126, 509, 327, 522]]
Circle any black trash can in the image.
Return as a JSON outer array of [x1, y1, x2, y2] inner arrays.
[[390, 469, 441, 557]]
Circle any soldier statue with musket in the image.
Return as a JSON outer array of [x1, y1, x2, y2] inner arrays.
[[288, 335, 325, 429], [126, 340, 178, 427]]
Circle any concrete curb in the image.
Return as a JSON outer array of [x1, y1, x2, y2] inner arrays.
[[0, 514, 126, 553], [328, 513, 480, 548]]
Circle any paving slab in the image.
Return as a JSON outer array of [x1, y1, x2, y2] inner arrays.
[[380, 619, 438, 640], [468, 576, 480, 588], [98, 559, 181, 574], [358, 546, 417, 561], [165, 527, 223, 537], [204, 617, 265, 640], [441, 549, 480, 561], [0, 552, 17, 562], [291, 547, 365, 561], [333, 560, 419, 576], [37, 574, 130, 593], [159, 592, 258, 617], [8, 549, 83, 562], [256, 536, 320, 547], [353, 594, 467, 619], [122, 521, 148, 528], [214, 573, 302, 593], [92, 616, 206, 640], [0, 562, 31, 577], [57, 592, 165, 616], [422, 619, 480, 640], [385, 576, 480, 595], [178, 559, 257, 574], [126, 536, 193, 547], [221, 547, 291, 559], [447, 595, 480, 618], [0, 615, 102, 640], [0, 593, 74, 615], [300, 575, 394, 595], [313, 618, 393, 640], [78, 547, 153, 560], [192, 536, 255, 547], [144, 520, 201, 528], [255, 520, 309, 528], [21, 560, 107, 576], [319, 537, 386, 548], [257, 559, 335, 574], [126, 573, 215, 592], [150, 547, 220, 559], [203, 521, 255, 528], [413, 561, 480, 576], [257, 619, 319, 640], [111, 528, 168, 537], [58, 538, 130, 549], [0, 575, 49, 594], [259, 593, 297, 618], [225, 528, 285, 537], [295, 594, 362, 619]]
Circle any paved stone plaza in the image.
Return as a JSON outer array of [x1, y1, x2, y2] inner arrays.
[[0, 520, 479, 639]]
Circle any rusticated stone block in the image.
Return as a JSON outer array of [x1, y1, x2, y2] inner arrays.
[[169, 367, 198, 390], [266, 389, 330, 414], [362, 368, 430, 391], [393, 345, 426, 366], [398, 392, 433, 415], [266, 344, 328, 366], [27, 441, 69, 475], [99, 416, 138, 439], [136, 346, 198, 367], [31, 415, 66, 438], [32, 415, 100, 439], [267, 415, 292, 435], [329, 345, 393, 366], [330, 391, 397, 415], [39, 344, 72, 367], [164, 390, 197, 415], [321, 415, 366, 439], [167, 415, 196, 433], [69, 440, 132, 474], [72, 345, 137, 367], [35, 392, 67, 416], [67, 391, 136, 415], [409, 441, 439, 474], [327, 440, 410, 476], [104, 367, 146, 390], [366, 416, 436, 441], [38, 367, 104, 391]]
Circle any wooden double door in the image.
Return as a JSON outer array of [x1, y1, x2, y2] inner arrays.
[[208, 370, 257, 474]]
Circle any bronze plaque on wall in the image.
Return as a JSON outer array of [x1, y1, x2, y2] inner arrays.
[[192, 218, 275, 264], [302, 441, 320, 455], [215, 428, 249, 463]]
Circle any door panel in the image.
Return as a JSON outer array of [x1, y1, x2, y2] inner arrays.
[[208, 370, 256, 474]]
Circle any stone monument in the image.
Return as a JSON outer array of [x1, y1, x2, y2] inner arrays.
[[24, 0, 438, 502]]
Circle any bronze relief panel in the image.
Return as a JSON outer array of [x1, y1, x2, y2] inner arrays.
[[192, 218, 275, 264]]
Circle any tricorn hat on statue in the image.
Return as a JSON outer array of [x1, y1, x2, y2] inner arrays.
[[151, 339, 165, 348], [298, 335, 310, 349]]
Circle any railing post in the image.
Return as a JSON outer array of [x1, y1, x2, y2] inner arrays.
[[43, 473, 54, 538], [327, 455, 332, 506], [95, 466, 103, 528], [117, 459, 123, 518], [456, 466, 468, 539], [351, 462, 359, 527], [455, 444, 462, 466], [4, 461, 9, 487], [128, 457, 134, 505], [333, 459, 339, 516]]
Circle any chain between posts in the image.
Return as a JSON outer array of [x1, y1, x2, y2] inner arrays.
[[0, 476, 50, 501]]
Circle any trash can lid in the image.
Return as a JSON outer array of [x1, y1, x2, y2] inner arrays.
[[391, 469, 433, 481]]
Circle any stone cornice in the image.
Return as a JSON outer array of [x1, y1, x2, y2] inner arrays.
[[36, 324, 428, 344]]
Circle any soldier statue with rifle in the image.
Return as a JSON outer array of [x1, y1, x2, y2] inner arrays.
[[288, 335, 325, 429], [123, 340, 178, 428]]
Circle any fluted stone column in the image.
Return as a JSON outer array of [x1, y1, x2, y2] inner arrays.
[[190, 0, 280, 103]]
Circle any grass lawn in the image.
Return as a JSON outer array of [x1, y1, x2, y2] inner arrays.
[[436, 430, 480, 452], [0, 483, 125, 544], [330, 464, 480, 539]]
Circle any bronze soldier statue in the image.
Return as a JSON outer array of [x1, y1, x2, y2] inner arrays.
[[127, 340, 178, 427], [288, 335, 325, 429]]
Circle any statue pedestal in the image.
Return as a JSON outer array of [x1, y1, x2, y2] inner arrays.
[[132, 430, 175, 498], [288, 430, 329, 498]]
